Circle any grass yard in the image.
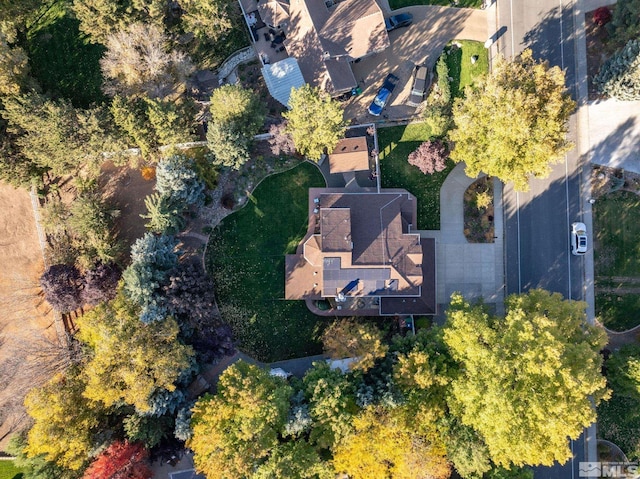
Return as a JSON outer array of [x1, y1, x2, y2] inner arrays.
[[389, 0, 482, 9], [0, 461, 23, 479], [593, 190, 640, 330], [206, 162, 327, 362], [444, 40, 489, 99], [378, 123, 454, 230], [27, 2, 105, 108]]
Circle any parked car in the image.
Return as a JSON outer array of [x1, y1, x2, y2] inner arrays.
[[385, 13, 413, 32], [368, 73, 400, 116], [406, 64, 433, 107], [571, 222, 588, 255]]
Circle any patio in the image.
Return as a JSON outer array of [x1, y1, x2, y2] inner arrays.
[[239, 0, 289, 67]]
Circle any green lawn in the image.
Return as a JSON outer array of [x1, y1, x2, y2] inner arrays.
[[27, 2, 105, 108], [378, 123, 455, 230], [206, 162, 327, 362], [389, 0, 482, 9], [596, 293, 640, 331], [444, 40, 489, 99], [0, 461, 23, 479]]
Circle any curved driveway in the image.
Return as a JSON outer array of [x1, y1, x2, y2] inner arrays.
[[345, 5, 488, 121]]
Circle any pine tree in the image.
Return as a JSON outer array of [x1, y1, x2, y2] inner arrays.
[[594, 39, 640, 100]]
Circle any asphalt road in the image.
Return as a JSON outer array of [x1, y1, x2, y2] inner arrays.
[[496, 0, 589, 477]]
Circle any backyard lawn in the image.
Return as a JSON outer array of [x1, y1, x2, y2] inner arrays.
[[378, 123, 455, 230], [390, 0, 482, 9], [0, 461, 23, 479], [206, 162, 327, 362], [27, 2, 105, 108], [593, 190, 640, 330]]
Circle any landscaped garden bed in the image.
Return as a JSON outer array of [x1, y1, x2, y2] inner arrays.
[[463, 176, 494, 243], [206, 162, 327, 361], [593, 188, 640, 331]]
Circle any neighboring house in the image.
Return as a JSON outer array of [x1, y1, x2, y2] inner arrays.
[[285, 187, 436, 315], [248, 0, 390, 96]]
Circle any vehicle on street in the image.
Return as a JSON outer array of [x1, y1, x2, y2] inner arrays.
[[571, 222, 588, 255], [368, 73, 399, 116], [385, 13, 413, 32], [406, 64, 432, 107]]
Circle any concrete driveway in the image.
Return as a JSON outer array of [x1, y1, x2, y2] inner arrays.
[[344, 5, 489, 123]]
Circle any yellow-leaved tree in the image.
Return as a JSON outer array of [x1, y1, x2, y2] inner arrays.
[[321, 318, 388, 372], [450, 49, 576, 192], [443, 289, 609, 467]]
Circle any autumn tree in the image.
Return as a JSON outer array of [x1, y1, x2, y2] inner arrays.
[[284, 84, 347, 160], [407, 140, 449, 175], [71, 0, 136, 44], [443, 289, 609, 467], [207, 84, 266, 169], [24, 371, 107, 471], [252, 441, 334, 479], [189, 361, 293, 479], [303, 361, 359, 448], [0, 32, 30, 96], [6, 434, 73, 479], [321, 318, 388, 372], [77, 290, 194, 412], [82, 262, 121, 305], [333, 406, 450, 479], [101, 23, 194, 99], [450, 49, 575, 192], [83, 441, 152, 479], [268, 121, 296, 157], [40, 264, 83, 313]]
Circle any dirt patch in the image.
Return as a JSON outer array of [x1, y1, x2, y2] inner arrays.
[[0, 183, 57, 450], [99, 161, 156, 255]]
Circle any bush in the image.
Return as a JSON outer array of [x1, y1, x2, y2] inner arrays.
[[594, 39, 640, 100], [82, 262, 121, 306], [593, 6, 612, 27], [40, 264, 83, 313]]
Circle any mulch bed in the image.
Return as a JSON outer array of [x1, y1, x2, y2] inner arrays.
[[463, 177, 495, 243]]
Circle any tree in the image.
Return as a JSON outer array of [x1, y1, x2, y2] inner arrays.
[[144, 97, 197, 147], [267, 121, 296, 157], [83, 441, 152, 479], [122, 233, 179, 322], [141, 192, 184, 234], [77, 290, 194, 412], [450, 49, 575, 192], [303, 361, 359, 448], [110, 95, 156, 157], [71, 0, 136, 44], [207, 121, 251, 169], [606, 344, 640, 401], [407, 140, 449, 175], [252, 441, 334, 479], [179, 0, 234, 45], [189, 361, 293, 479], [123, 414, 173, 448], [101, 23, 194, 99], [155, 155, 205, 206], [6, 434, 74, 479], [82, 262, 122, 306], [0, 32, 30, 96], [605, 0, 640, 45], [321, 318, 388, 372], [443, 289, 609, 467], [24, 371, 106, 471], [163, 263, 235, 363], [283, 85, 347, 160], [2, 94, 123, 176], [332, 406, 450, 479], [40, 264, 83, 313], [594, 39, 640, 101], [209, 84, 266, 137]]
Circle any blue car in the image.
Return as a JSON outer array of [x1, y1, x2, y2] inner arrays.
[[368, 74, 399, 116], [385, 13, 413, 32]]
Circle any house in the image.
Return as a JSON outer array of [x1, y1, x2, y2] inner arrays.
[[285, 188, 436, 315], [248, 0, 390, 96], [328, 136, 370, 174]]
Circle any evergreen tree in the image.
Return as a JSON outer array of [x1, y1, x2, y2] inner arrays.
[[594, 39, 640, 100]]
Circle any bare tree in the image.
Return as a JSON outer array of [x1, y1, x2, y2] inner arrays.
[[268, 121, 296, 157], [100, 23, 195, 100]]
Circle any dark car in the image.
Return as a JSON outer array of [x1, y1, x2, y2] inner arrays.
[[406, 64, 433, 107], [368, 73, 400, 116], [385, 13, 413, 32]]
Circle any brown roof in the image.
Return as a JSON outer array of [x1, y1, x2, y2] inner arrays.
[[285, 189, 434, 313], [284, 0, 389, 93], [328, 137, 369, 173]]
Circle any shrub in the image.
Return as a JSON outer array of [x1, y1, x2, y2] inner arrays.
[[141, 166, 156, 180], [593, 6, 612, 27], [82, 262, 121, 306], [40, 264, 83, 313], [594, 39, 640, 100], [407, 140, 449, 175]]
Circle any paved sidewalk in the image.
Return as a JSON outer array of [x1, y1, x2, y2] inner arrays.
[[420, 163, 505, 315]]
